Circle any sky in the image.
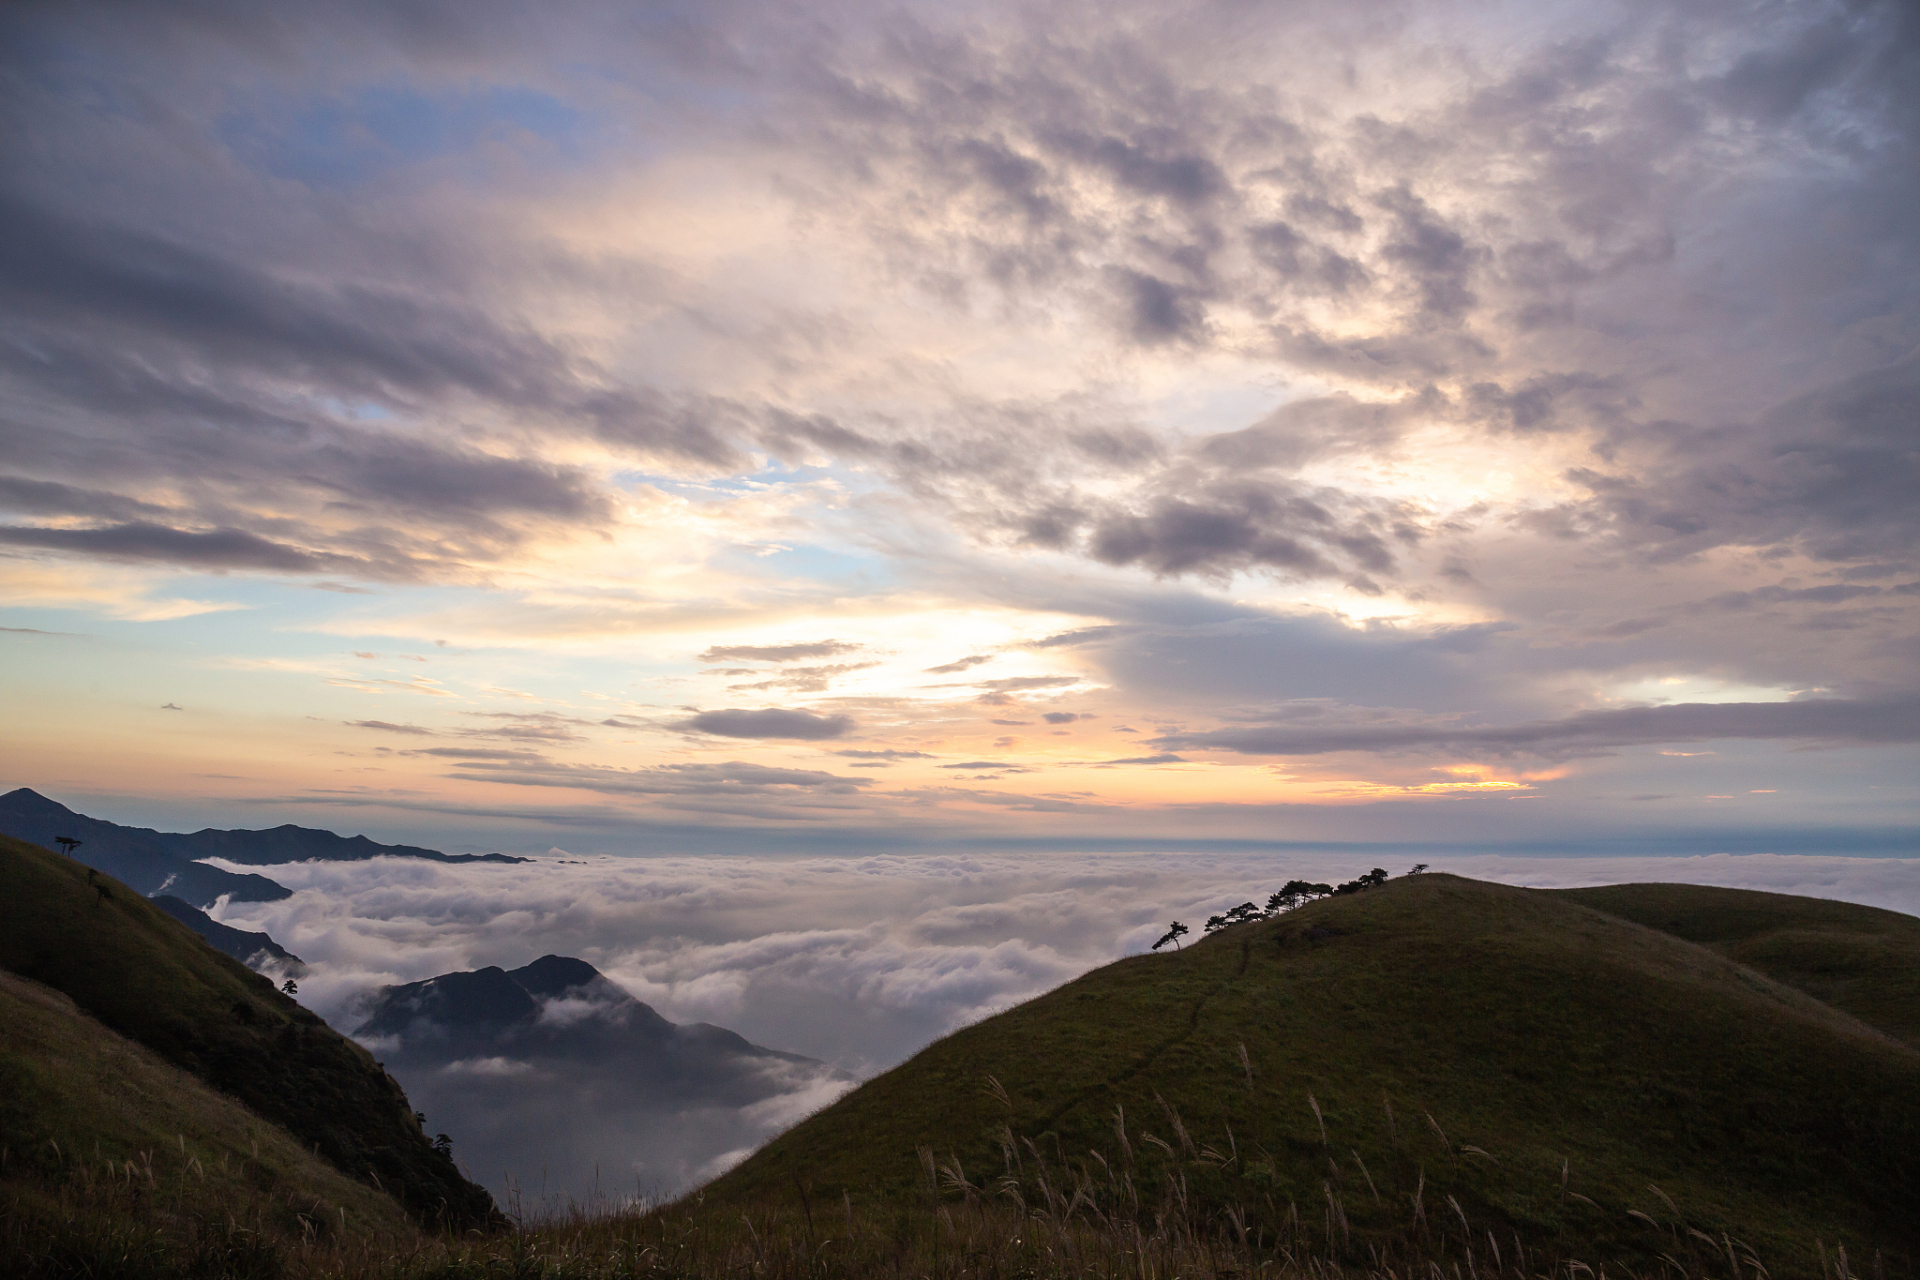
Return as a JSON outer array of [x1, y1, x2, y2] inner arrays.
[[3, 0, 1920, 856]]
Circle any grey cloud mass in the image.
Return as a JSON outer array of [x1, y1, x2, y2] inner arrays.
[[6, 0, 1917, 599], [1159, 694, 1920, 759], [0, 522, 361, 574], [347, 720, 434, 735], [674, 709, 858, 740], [700, 642, 863, 662], [924, 655, 995, 673]]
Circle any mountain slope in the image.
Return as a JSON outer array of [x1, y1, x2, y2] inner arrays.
[[151, 893, 304, 971], [1551, 882, 1920, 1049], [0, 788, 527, 907], [702, 874, 1920, 1274], [0, 968, 415, 1276], [0, 831, 496, 1228]]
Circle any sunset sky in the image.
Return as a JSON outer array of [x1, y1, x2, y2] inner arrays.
[[3, 0, 1917, 857]]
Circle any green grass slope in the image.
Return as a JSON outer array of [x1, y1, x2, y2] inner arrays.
[[0, 832, 495, 1230], [704, 874, 1920, 1276], [1552, 883, 1920, 1049], [0, 969, 417, 1278]]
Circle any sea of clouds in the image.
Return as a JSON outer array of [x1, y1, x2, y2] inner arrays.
[[207, 850, 1920, 1205]]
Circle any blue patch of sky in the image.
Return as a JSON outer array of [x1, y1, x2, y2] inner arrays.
[[218, 82, 592, 188], [615, 459, 857, 498], [611, 456, 891, 510], [604, 461, 895, 587], [744, 543, 895, 592], [315, 396, 392, 422]]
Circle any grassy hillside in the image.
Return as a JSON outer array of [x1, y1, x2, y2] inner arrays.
[[0, 832, 496, 1231], [703, 874, 1920, 1277], [0, 969, 417, 1279], [1553, 882, 1920, 1048]]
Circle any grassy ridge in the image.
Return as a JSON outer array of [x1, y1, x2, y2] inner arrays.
[[702, 875, 1920, 1276], [0, 832, 495, 1230], [1552, 883, 1920, 1048], [0, 969, 417, 1278]]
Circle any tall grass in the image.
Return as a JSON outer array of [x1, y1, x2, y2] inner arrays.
[[326, 1166, 1786, 1280], [315, 1076, 1813, 1280], [0, 1131, 404, 1280], [2, 1070, 1868, 1280]]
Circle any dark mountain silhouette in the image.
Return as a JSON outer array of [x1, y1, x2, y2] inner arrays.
[[151, 893, 304, 972], [0, 787, 527, 906], [173, 822, 526, 867], [355, 955, 848, 1204]]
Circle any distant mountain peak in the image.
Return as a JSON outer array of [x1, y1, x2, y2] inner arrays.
[[356, 955, 665, 1042], [3, 787, 65, 813], [510, 954, 606, 999]]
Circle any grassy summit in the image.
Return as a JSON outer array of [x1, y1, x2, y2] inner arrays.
[[704, 874, 1919, 1274]]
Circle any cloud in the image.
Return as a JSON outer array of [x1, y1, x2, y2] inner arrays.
[[701, 642, 862, 662], [407, 747, 549, 763], [1159, 693, 1920, 759], [925, 655, 995, 673], [439, 757, 875, 811], [347, 720, 433, 734], [458, 711, 597, 742], [674, 708, 857, 740], [1558, 356, 1920, 568], [0, 522, 363, 574], [726, 662, 880, 693], [832, 749, 934, 759], [972, 676, 1080, 692], [1083, 475, 1411, 584]]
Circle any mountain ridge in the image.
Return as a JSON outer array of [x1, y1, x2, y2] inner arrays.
[[150, 893, 305, 971], [0, 787, 528, 906]]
